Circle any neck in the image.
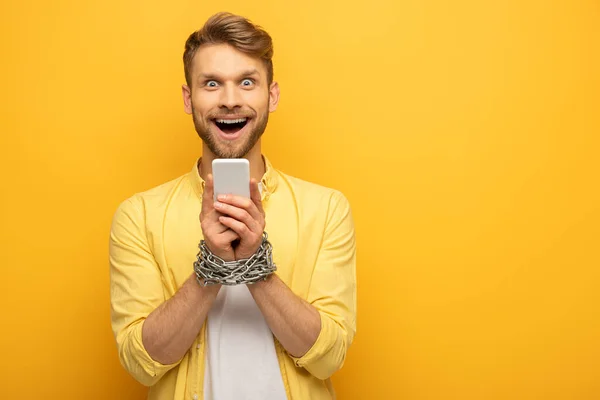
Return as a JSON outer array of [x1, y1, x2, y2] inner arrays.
[[199, 140, 265, 182]]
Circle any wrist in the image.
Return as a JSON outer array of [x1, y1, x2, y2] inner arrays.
[[247, 272, 276, 292], [195, 232, 276, 286], [187, 273, 221, 296]]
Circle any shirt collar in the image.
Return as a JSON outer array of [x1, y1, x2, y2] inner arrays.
[[190, 155, 278, 201]]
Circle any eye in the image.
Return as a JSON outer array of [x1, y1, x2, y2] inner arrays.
[[206, 80, 219, 88], [241, 79, 254, 87]]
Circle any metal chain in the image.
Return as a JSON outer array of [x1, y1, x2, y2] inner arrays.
[[193, 232, 277, 286]]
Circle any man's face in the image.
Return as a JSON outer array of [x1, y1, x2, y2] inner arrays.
[[183, 43, 279, 158]]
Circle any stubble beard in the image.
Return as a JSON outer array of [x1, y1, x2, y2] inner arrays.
[[192, 106, 269, 159]]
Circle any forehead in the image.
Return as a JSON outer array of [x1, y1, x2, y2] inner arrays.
[[192, 43, 266, 79]]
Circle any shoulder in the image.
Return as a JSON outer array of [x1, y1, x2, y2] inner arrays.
[[277, 170, 352, 218], [112, 173, 188, 223]]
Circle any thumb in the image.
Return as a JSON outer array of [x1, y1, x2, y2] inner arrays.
[[202, 174, 214, 208]]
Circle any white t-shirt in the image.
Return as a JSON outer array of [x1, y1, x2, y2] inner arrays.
[[203, 284, 287, 400]]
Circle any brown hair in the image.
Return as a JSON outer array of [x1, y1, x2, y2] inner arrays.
[[183, 12, 274, 89]]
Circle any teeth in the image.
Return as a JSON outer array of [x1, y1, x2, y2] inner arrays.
[[216, 118, 247, 124]]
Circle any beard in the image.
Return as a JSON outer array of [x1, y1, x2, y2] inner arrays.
[[192, 105, 269, 159]]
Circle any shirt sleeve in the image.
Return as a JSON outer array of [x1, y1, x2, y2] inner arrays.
[[290, 191, 357, 380], [109, 195, 182, 387]]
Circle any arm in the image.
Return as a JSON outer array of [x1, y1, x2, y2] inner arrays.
[[217, 188, 357, 380], [253, 192, 357, 380], [109, 195, 224, 386], [247, 274, 321, 358], [141, 273, 220, 365]]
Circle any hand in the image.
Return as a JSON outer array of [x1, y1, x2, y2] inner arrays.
[[199, 174, 240, 262], [213, 178, 265, 260]]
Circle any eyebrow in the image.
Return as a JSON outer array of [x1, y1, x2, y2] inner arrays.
[[196, 69, 260, 81]]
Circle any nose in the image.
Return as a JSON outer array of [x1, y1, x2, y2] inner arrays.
[[219, 83, 243, 110]]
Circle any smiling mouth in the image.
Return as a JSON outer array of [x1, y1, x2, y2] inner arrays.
[[213, 118, 249, 135]]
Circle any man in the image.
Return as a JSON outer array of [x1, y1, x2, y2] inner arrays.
[[109, 12, 356, 400]]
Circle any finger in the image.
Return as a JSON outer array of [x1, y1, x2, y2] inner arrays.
[[214, 202, 261, 233], [204, 227, 239, 257], [217, 194, 262, 222], [203, 210, 235, 234], [214, 212, 236, 234], [218, 216, 251, 238], [221, 228, 240, 243], [250, 178, 265, 215]]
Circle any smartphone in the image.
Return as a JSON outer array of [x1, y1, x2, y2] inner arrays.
[[212, 158, 250, 202]]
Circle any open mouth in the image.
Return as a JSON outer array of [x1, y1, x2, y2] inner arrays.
[[213, 118, 249, 135]]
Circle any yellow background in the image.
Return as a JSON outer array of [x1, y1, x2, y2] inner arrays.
[[1, 0, 599, 399]]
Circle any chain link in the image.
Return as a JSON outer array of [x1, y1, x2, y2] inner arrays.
[[193, 232, 277, 286]]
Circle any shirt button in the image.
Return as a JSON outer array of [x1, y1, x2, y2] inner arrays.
[[193, 394, 198, 400], [196, 343, 201, 349]]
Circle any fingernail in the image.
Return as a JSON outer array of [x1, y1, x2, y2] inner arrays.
[[214, 202, 222, 208], [217, 194, 227, 201]]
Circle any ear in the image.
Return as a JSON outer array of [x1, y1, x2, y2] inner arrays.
[[268, 81, 280, 113], [182, 84, 193, 115]]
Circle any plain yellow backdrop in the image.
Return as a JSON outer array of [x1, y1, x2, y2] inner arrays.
[[1, 0, 599, 399]]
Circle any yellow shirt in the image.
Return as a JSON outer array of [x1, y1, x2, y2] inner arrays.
[[109, 156, 357, 400]]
